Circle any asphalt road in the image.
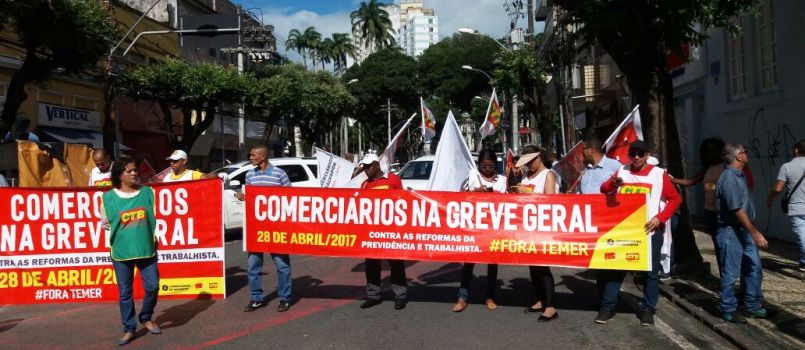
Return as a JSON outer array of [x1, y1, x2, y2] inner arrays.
[[0, 240, 737, 350]]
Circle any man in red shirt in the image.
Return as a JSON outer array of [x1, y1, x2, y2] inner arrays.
[[595, 141, 681, 326], [359, 153, 408, 310]]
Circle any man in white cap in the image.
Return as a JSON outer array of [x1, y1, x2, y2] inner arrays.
[[358, 153, 408, 310], [163, 150, 215, 182]]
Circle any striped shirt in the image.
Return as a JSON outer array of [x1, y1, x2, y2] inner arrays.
[[245, 164, 292, 187]]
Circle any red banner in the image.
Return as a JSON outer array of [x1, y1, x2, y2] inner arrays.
[[0, 179, 225, 305], [245, 187, 651, 270]]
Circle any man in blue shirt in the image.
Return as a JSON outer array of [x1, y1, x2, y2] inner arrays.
[[578, 139, 622, 195], [236, 145, 293, 313], [716, 143, 768, 324]]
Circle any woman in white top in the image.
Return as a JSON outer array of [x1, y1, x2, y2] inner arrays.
[[510, 145, 559, 322], [453, 150, 507, 312]]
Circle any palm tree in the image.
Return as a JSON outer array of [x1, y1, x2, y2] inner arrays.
[[285, 28, 307, 68], [300, 26, 322, 71], [318, 38, 335, 71], [329, 33, 357, 74], [350, 0, 396, 53]]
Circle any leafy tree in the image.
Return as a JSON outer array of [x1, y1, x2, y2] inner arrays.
[[418, 33, 502, 113], [341, 48, 419, 148], [350, 0, 396, 52], [0, 0, 115, 135], [493, 45, 550, 147], [552, 0, 756, 266], [122, 59, 249, 150]]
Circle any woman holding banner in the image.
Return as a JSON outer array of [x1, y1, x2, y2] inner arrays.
[[510, 145, 560, 322], [452, 149, 507, 312], [101, 155, 161, 346]]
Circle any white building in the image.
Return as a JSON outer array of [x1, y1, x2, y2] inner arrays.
[[353, 1, 438, 61]]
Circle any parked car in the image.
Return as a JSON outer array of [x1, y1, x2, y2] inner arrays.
[[398, 154, 506, 191], [215, 157, 319, 231]]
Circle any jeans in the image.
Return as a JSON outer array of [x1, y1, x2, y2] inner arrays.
[[365, 259, 407, 300], [716, 225, 763, 313], [247, 252, 292, 302], [791, 215, 805, 265], [112, 257, 159, 333], [704, 210, 721, 269], [598, 228, 664, 312], [457, 263, 498, 300]]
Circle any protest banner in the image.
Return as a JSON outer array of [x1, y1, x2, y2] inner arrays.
[[0, 179, 225, 305], [245, 186, 651, 271], [315, 147, 356, 188]]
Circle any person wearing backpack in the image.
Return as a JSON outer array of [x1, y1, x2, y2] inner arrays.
[[767, 139, 805, 272]]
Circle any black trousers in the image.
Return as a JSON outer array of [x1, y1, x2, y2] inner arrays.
[[365, 259, 407, 300], [459, 263, 498, 299], [529, 265, 555, 308]]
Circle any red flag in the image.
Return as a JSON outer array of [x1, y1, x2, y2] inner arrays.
[[138, 159, 157, 184], [552, 142, 585, 192], [505, 148, 514, 175], [604, 105, 644, 164], [149, 167, 172, 184]]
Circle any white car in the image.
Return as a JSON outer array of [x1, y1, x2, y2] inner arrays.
[[215, 158, 320, 231], [398, 154, 506, 191]]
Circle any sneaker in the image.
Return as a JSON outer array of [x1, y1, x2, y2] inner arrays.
[[640, 310, 655, 326], [798, 263, 805, 272], [244, 300, 266, 312], [659, 273, 672, 281], [722, 311, 747, 324], [394, 298, 408, 310], [360, 298, 382, 309], [594, 309, 615, 324], [742, 308, 767, 319], [276, 300, 291, 312]]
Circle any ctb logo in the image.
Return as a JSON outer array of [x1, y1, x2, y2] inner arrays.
[[626, 253, 640, 261]]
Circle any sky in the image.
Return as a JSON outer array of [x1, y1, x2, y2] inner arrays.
[[232, 0, 522, 64]]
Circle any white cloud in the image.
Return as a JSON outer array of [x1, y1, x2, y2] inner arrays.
[[262, 1, 519, 65]]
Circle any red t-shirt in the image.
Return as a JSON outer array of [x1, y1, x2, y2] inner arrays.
[[362, 173, 403, 190]]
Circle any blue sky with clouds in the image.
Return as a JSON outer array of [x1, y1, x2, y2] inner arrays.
[[232, 0, 522, 64]]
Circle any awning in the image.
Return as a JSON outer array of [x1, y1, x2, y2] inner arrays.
[[41, 127, 103, 148]]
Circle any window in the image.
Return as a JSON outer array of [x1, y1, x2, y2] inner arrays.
[[73, 96, 97, 110], [728, 18, 747, 99], [756, 0, 778, 90], [399, 161, 432, 180], [277, 165, 309, 183], [307, 165, 318, 178]]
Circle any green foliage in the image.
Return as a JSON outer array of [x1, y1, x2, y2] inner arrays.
[[341, 48, 419, 146], [350, 0, 396, 50], [417, 33, 502, 113], [493, 47, 546, 95], [0, 0, 116, 133]]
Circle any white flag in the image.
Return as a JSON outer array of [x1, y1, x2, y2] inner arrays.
[[426, 111, 477, 191], [347, 113, 416, 188], [314, 147, 356, 188]]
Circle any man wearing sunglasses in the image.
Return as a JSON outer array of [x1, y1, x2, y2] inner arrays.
[[163, 150, 216, 182], [597, 140, 681, 326], [358, 153, 408, 310]]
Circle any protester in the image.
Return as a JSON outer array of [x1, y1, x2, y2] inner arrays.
[[163, 150, 215, 182], [452, 149, 506, 312], [767, 139, 805, 272], [359, 153, 409, 310], [89, 149, 113, 187], [101, 155, 160, 346], [598, 140, 681, 326], [716, 143, 768, 324], [510, 145, 559, 322], [1, 113, 39, 143], [236, 145, 293, 312]]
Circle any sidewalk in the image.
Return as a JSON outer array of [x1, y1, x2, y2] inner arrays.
[[659, 229, 804, 350]]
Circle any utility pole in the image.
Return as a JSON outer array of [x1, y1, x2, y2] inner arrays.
[[386, 98, 392, 144]]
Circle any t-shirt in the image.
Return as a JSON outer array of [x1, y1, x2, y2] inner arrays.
[[245, 164, 291, 187], [519, 169, 559, 194], [362, 173, 403, 190], [578, 156, 621, 194], [777, 157, 805, 216], [163, 169, 203, 182], [463, 170, 507, 193], [88, 167, 112, 187]]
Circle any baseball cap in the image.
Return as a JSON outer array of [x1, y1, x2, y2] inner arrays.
[[166, 150, 188, 161], [359, 153, 380, 165], [628, 140, 650, 152]]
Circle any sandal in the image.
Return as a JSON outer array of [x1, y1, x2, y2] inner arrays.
[[485, 298, 498, 310], [452, 298, 468, 312]]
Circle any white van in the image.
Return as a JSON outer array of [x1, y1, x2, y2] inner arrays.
[[215, 158, 319, 231]]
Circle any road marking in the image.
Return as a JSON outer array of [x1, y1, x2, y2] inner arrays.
[[655, 316, 699, 350]]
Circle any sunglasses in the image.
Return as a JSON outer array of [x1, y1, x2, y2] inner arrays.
[[628, 150, 646, 158], [479, 165, 496, 170], [362, 163, 374, 170]]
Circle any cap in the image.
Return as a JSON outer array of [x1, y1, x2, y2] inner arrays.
[[628, 140, 650, 152], [166, 150, 188, 161], [359, 153, 380, 165], [515, 152, 541, 168]]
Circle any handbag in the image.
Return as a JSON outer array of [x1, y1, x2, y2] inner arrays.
[[782, 170, 805, 214]]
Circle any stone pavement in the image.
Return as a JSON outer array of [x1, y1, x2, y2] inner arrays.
[[657, 229, 804, 350]]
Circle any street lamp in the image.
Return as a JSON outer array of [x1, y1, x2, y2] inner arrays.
[[346, 78, 359, 85], [458, 27, 511, 52], [343, 79, 360, 157], [461, 65, 493, 85]]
